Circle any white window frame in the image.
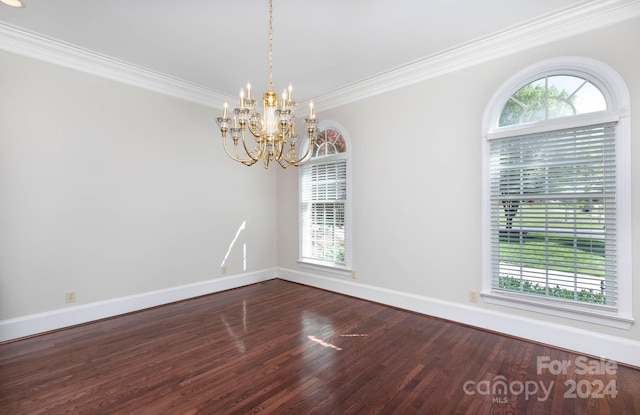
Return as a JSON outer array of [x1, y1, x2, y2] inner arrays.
[[298, 120, 352, 275], [481, 57, 633, 329]]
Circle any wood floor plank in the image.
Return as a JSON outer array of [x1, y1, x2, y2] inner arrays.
[[1, 279, 639, 414]]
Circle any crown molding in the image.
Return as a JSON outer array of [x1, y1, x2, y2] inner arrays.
[[313, 0, 640, 111], [0, 22, 230, 108], [1, 0, 639, 111]]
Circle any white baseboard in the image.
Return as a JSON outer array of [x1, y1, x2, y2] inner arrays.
[[0, 269, 275, 342], [277, 268, 640, 368], [3, 267, 638, 368]]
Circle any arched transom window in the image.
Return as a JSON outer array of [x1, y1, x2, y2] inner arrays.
[[313, 128, 347, 157], [499, 76, 607, 126]]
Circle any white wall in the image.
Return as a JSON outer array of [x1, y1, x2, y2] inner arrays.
[[278, 17, 640, 362], [0, 50, 277, 321]]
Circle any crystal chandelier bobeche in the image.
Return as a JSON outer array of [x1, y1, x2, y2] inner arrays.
[[216, 0, 318, 169]]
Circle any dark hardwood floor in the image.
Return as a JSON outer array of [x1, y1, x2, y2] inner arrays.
[[1, 279, 639, 414]]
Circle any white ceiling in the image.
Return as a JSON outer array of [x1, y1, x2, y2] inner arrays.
[[1, 0, 595, 103]]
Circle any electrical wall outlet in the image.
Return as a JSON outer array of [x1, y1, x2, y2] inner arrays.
[[65, 290, 77, 304], [469, 290, 479, 303], [351, 270, 356, 279], [220, 266, 227, 275]]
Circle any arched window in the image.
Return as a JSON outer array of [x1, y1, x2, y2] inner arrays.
[[299, 121, 351, 271], [499, 75, 606, 126], [481, 57, 633, 328]]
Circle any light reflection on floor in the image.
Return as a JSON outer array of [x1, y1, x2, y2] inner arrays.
[[220, 299, 248, 354], [299, 311, 372, 407], [307, 335, 342, 351]]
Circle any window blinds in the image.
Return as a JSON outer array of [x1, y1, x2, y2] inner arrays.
[[489, 123, 617, 306], [300, 160, 347, 264]]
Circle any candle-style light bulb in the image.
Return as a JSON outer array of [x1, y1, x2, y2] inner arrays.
[[288, 84, 293, 101], [246, 82, 251, 99], [309, 101, 314, 119], [240, 88, 245, 108], [223, 102, 228, 117]]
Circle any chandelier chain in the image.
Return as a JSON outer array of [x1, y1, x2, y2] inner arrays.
[[268, 0, 273, 89]]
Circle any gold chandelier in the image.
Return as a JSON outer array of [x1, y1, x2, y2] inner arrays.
[[216, 0, 318, 168]]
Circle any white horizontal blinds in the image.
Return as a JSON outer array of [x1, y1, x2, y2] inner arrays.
[[301, 160, 347, 264], [489, 123, 617, 306]]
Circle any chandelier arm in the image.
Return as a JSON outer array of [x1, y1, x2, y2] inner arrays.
[[275, 124, 314, 165], [276, 149, 297, 168], [241, 131, 265, 162], [222, 139, 257, 166], [278, 149, 305, 167], [241, 157, 259, 167], [288, 134, 314, 166], [273, 134, 285, 160], [276, 157, 291, 169], [247, 122, 262, 141], [221, 135, 260, 166], [277, 140, 294, 164], [276, 142, 294, 168]]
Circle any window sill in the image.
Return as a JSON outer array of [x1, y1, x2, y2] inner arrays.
[[481, 291, 634, 330], [297, 259, 352, 277]]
